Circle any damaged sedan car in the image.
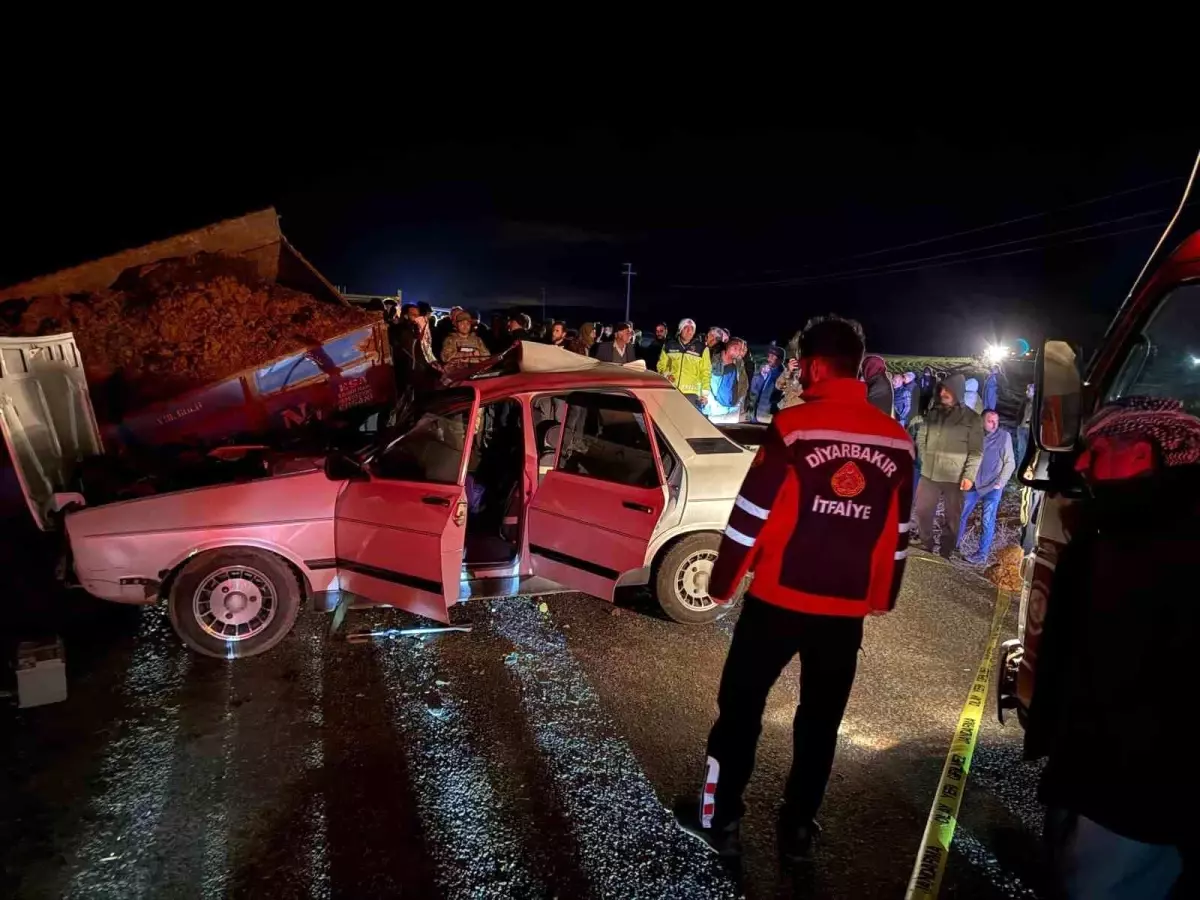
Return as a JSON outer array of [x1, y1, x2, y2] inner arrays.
[[1, 339, 758, 658]]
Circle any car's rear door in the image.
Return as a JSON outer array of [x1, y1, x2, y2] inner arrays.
[[527, 391, 666, 601], [334, 387, 480, 621]]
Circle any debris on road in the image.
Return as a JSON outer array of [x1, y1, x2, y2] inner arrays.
[[424, 690, 447, 719], [503, 652, 521, 666], [986, 546, 1024, 592], [346, 626, 473, 644], [537, 601, 550, 615]]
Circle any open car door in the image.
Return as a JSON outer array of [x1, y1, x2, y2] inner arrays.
[[0, 333, 103, 530], [527, 391, 666, 601], [334, 386, 480, 622]]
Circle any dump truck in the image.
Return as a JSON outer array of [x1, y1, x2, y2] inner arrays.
[[0, 209, 394, 529]]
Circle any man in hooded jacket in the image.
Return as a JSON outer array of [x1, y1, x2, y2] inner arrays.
[[913, 374, 983, 557], [657, 318, 711, 409], [861, 354, 894, 417]]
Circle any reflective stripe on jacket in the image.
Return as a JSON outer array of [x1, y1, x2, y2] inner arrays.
[[707, 378, 915, 617], [656, 336, 711, 397]]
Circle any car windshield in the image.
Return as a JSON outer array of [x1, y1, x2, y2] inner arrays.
[[356, 388, 476, 464], [1107, 282, 1200, 415]]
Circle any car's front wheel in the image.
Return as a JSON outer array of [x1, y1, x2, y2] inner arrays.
[[654, 532, 745, 625], [167, 548, 301, 659]]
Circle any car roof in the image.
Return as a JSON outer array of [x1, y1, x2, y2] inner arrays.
[[473, 364, 672, 402]]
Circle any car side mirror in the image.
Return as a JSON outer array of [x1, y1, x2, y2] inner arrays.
[[1034, 339, 1083, 453], [324, 450, 368, 482]]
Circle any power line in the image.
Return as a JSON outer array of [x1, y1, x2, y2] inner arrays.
[[773, 220, 1169, 288], [672, 175, 1184, 290], [673, 206, 1175, 290], [814, 176, 1183, 266]]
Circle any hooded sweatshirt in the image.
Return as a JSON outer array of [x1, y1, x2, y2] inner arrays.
[[861, 354, 894, 417], [963, 377, 982, 413], [917, 373, 984, 484]]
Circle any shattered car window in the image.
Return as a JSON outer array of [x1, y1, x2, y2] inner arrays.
[[558, 404, 658, 488], [373, 407, 471, 485]]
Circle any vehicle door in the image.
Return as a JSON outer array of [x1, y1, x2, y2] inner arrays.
[[0, 332, 103, 530], [526, 391, 666, 601], [334, 387, 480, 621]]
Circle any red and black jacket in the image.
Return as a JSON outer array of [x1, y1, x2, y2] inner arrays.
[[708, 378, 915, 617]]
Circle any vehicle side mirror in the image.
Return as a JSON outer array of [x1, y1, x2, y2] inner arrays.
[[324, 450, 368, 482], [1034, 339, 1083, 453]]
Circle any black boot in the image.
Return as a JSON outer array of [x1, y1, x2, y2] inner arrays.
[[672, 796, 742, 858], [778, 815, 821, 863]]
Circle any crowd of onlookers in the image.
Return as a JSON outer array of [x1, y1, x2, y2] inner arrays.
[[385, 302, 1035, 566]]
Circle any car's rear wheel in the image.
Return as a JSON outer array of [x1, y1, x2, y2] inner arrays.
[[654, 532, 744, 625], [167, 548, 301, 659]]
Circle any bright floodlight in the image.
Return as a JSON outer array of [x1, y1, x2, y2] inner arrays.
[[985, 344, 1008, 365], [1191, 355, 1200, 368]]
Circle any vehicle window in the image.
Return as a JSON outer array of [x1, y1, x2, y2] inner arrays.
[[373, 406, 471, 484], [557, 399, 659, 487], [254, 327, 375, 395], [1107, 283, 1200, 414], [654, 424, 679, 482]]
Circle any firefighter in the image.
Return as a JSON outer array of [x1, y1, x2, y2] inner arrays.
[[674, 315, 914, 862]]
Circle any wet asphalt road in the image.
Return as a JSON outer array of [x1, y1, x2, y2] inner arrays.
[[2, 555, 1048, 899]]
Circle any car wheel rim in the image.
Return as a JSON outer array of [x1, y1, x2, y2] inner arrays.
[[675, 550, 717, 611], [193, 565, 277, 641]]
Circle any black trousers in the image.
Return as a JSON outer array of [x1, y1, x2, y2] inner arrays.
[[706, 596, 863, 828]]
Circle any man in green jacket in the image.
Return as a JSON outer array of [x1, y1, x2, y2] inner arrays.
[[913, 373, 983, 558], [657, 318, 712, 409]]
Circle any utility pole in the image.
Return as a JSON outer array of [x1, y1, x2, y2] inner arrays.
[[541, 286, 547, 321], [622, 262, 636, 322]]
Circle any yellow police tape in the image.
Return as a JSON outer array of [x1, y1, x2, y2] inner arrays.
[[904, 588, 1013, 900]]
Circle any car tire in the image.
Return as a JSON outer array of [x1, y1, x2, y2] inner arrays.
[[167, 548, 301, 659], [654, 532, 746, 626]]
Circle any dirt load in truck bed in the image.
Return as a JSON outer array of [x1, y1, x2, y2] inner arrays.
[[0, 252, 374, 409]]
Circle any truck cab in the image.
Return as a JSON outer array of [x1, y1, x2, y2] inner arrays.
[[997, 218, 1200, 724]]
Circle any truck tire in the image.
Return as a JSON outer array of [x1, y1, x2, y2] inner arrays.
[[653, 532, 746, 626], [167, 548, 301, 659]]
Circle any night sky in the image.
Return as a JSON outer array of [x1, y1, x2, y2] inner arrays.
[[6, 126, 1198, 357]]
